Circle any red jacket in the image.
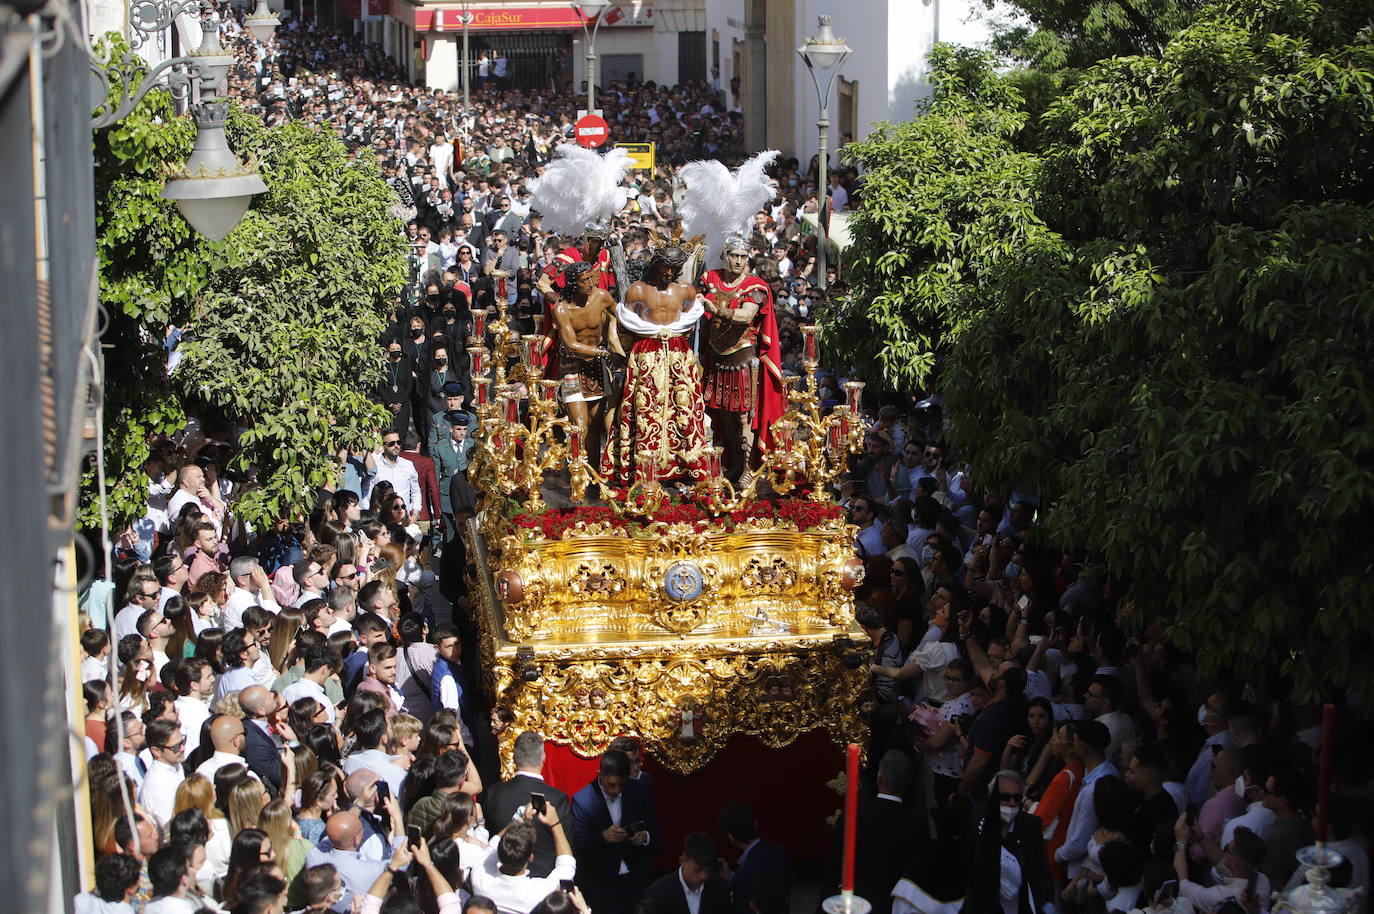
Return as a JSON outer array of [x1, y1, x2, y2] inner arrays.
[[400, 452, 442, 523]]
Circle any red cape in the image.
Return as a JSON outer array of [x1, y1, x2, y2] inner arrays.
[[700, 270, 787, 455]]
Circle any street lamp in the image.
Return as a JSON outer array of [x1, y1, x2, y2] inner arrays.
[[243, 0, 282, 44], [797, 15, 851, 293], [93, 0, 273, 241], [571, 0, 610, 115], [459, 1, 473, 125]]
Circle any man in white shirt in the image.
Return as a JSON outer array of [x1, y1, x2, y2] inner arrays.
[[222, 555, 281, 629], [367, 436, 421, 521], [139, 719, 187, 828], [342, 708, 408, 798], [282, 649, 338, 724], [291, 557, 330, 609], [850, 496, 884, 559], [110, 711, 147, 788], [172, 660, 214, 757], [165, 464, 226, 537], [114, 577, 163, 641], [470, 811, 576, 914], [1085, 674, 1134, 768], [215, 628, 262, 700], [1174, 818, 1271, 914], [641, 832, 731, 914], [194, 716, 248, 782], [145, 844, 204, 914]]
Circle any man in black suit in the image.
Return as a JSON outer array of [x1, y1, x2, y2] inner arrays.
[[237, 685, 283, 796], [571, 749, 659, 914], [823, 750, 916, 914], [641, 832, 731, 914], [962, 770, 1052, 914], [483, 730, 573, 877], [609, 736, 654, 793], [717, 803, 792, 914]]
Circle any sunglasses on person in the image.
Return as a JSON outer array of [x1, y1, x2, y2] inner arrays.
[[383, 438, 401, 447], [996, 791, 1024, 804], [161, 738, 187, 751]]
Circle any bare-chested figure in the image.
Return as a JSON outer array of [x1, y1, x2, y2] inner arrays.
[[601, 245, 710, 486], [553, 261, 621, 467]]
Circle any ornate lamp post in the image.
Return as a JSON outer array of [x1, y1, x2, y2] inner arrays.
[[797, 16, 851, 293], [571, 0, 610, 114], [92, 0, 272, 241]]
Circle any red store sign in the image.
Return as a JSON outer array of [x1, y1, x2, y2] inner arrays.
[[417, 6, 587, 30]]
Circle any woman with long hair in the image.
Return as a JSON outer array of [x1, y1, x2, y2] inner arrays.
[[162, 594, 197, 659], [296, 766, 341, 846], [367, 480, 396, 518], [117, 635, 153, 713], [333, 531, 361, 568], [288, 697, 328, 741], [1002, 697, 1056, 789], [1032, 721, 1083, 882], [258, 798, 311, 886], [427, 792, 491, 882], [84, 680, 112, 749], [194, 627, 226, 675], [888, 555, 924, 649], [173, 774, 233, 891], [219, 827, 274, 907], [226, 777, 270, 838], [267, 606, 307, 674], [173, 504, 206, 556], [302, 724, 344, 771]]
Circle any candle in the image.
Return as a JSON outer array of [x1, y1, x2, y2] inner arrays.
[[491, 431, 504, 451], [1316, 702, 1335, 842], [475, 380, 489, 407], [540, 380, 559, 403], [522, 334, 543, 371], [468, 346, 486, 377], [469, 309, 487, 338], [839, 413, 851, 441], [827, 424, 842, 452], [842, 744, 859, 895], [568, 428, 582, 462], [779, 422, 794, 453], [708, 447, 722, 478], [505, 395, 520, 424], [801, 325, 819, 363], [845, 381, 864, 413]]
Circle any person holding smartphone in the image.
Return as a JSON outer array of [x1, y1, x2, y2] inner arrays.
[[468, 796, 576, 914], [483, 732, 574, 878]]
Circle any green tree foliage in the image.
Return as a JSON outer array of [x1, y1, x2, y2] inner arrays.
[[992, 0, 1203, 71], [832, 0, 1374, 699], [87, 38, 406, 532]]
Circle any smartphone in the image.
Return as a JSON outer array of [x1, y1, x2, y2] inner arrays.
[[1017, 594, 1031, 611], [1156, 880, 1179, 904], [627, 820, 646, 837], [376, 781, 391, 802], [560, 880, 576, 893], [981, 534, 993, 547], [530, 792, 548, 815], [407, 825, 422, 848]]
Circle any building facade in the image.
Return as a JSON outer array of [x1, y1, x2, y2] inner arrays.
[[706, 0, 999, 162]]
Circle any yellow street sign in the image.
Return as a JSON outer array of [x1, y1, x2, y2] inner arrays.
[[617, 142, 656, 172]]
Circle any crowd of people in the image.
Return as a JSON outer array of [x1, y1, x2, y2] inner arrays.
[[75, 11, 1368, 914]]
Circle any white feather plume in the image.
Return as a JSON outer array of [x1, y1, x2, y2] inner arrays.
[[528, 144, 633, 238], [678, 150, 781, 267]]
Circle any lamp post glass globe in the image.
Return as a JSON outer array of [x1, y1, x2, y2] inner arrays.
[[244, 0, 280, 43], [798, 15, 852, 71], [571, 0, 610, 15]]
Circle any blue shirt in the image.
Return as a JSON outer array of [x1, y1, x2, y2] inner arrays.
[[1056, 759, 1119, 877], [432, 658, 477, 746], [342, 649, 370, 697], [304, 845, 388, 913]]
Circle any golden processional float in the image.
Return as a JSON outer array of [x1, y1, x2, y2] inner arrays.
[[461, 304, 871, 775]]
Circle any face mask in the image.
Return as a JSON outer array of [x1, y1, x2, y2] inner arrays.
[[1004, 561, 1021, 582], [388, 351, 401, 361], [999, 804, 1019, 824], [410, 328, 423, 338], [919, 545, 935, 566], [1198, 704, 1210, 724], [436, 358, 450, 368], [1234, 775, 1247, 800], [443, 309, 456, 318], [135, 668, 151, 682]]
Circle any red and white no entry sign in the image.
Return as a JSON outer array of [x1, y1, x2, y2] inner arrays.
[[574, 114, 610, 148]]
